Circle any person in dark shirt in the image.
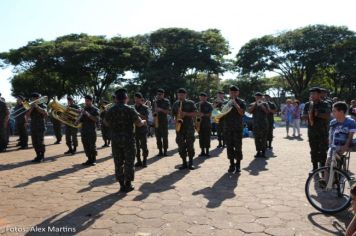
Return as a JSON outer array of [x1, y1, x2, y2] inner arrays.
[[134, 92, 149, 167], [14, 95, 28, 149]]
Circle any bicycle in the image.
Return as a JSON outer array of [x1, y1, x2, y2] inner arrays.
[[305, 141, 355, 214]]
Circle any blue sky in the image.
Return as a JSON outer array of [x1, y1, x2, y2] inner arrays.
[[1, 0, 356, 101]]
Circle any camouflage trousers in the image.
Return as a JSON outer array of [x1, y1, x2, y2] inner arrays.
[[81, 132, 97, 162], [31, 130, 45, 155], [0, 124, 7, 151], [155, 125, 168, 151], [267, 121, 274, 142], [65, 126, 78, 149], [199, 122, 211, 149], [53, 121, 62, 141], [135, 133, 148, 158], [224, 129, 243, 161], [308, 129, 328, 164], [112, 135, 136, 182], [253, 126, 268, 152], [176, 129, 195, 159], [101, 125, 111, 142], [17, 122, 28, 148]]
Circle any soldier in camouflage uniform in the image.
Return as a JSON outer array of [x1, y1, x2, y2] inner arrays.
[[104, 88, 146, 192], [223, 86, 246, 173], [249, 92, 269, 158], [172, 88, 197, 170], [302, 87, 330, 174], [64, 96, 79, 155], [100, 101, 111, 148], [320, 88, 333, 113], [196, 92, 213, 156], [14, 95, 28, 149], [134, 92, 149, 168], [216, 91, 226, 148], [153, 88, 171, 156], [0, 97, 9, 152], [77, 95, 99, 166], [26, 93, 48, 162], [50, 114, 62, 144], [264, 94, 277, 149]]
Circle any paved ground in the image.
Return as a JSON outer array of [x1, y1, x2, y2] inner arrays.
[[0, 127, 354, 236]]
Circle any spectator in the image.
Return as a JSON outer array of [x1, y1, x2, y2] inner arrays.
[[282, 99, 295, 137], [349, 100, 356, 120], [292, 100, 302, 137]]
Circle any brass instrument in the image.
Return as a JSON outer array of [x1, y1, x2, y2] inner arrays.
[[176, 101, 183, 132], [49, 99, 82, 128], [153, 99, 159, 128], [11, 96, 48, 118], [308, 101, 315, 126], [195, 102, 201, 133], [214, 99, 234, 124]]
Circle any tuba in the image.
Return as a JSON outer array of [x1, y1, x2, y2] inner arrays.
[[49, 99, 82, 129], [153, 99, 159, 128], [214, 99, 234, 124], [11, 96, 48, 118], [195, 102, 201, 133], [308, 101, 315, 126], [175, 101, 183, 132]]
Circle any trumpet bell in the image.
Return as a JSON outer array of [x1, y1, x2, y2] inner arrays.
[[49, 99, 81, 129]]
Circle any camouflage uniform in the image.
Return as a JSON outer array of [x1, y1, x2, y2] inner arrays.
[[172, 100, 196, 167], [266, 101, 276, 146], [65, 104, 79, 152], [216, 100, 227, 147], [0, 101, 9, 152], [50, 116, 62, 143], [223, 98, 246, 169], [303, 100, 329, 168], [250, 101, 269, 154], [154, 98, 171, 153], [196, 101, 213, 150], [30, 104, 47, 158], [80, 106, 99, 163], [134, 104, 149, 166], [100, 110, 111, 145], [105, 103, 140, 185], [14, 104, 28, 148]]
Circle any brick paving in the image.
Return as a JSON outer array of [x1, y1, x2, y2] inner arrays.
[[0, 127, 354, 235]]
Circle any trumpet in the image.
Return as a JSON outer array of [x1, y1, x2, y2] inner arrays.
[[153, 99, 159, 128], [11, 96, 48, 118], [176, 101, 183, 132], [195, 102, 201, 133]]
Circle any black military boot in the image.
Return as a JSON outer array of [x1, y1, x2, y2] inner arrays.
[[205, 148, 210, 157], [64, 147, 73, 155], [72, 146, 77, 154], [254, 151, 261, 158], [268, 141, 273, 149], [158, 149, 163, 156], [124, 181, 135, 192], [259, 150, 266, 158], [142, 156, 147, 168], [179, 158, 188, 170], [37, 153, 45, 163], [217, 141, 223, 148], [107, 140, 111, 146], [163, 149, 168, 156], [235, 160, 241, 173], [119, 180, 125, 192], [188, 156, 195, 170], [309, 162, 318, 175], [198, 149, 205, 157], [31, 151, 40, 162], [135, 156, 143, 167], [228, 159, 235, 173], [102, 141, 108, 148]]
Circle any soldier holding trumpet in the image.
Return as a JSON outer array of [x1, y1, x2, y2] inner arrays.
[[196, 92, 213, 157], [302, 87, 330, 174]]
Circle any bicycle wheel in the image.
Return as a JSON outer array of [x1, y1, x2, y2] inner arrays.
[[305, 166, 352, 214]]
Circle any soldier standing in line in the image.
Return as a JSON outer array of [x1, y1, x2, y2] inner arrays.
[[64, 96, 80, 155], [172, 88, 197, 170], [196, 92, 213, 157], [26, 93, 47, 162], [14, 95, 28, 149], [100, 101, 111, 148], [76, 95, 99, 166], [216, 91, 227, 148], [302, 87, 330, 174], [0, 96, 9, 152], [264, 94, 277, 149], [223, 86, 246, 173], [153, 88, 171, 156], [50, 112, 62, 144], [134, 92, 149, 168], [104, 88, 146, 192], [249, 92, 269, 158]]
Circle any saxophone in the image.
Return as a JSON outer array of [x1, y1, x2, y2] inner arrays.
[[308, 101, 315, 126], [176, 101, 183, 132], [195, 102, 201, 133], [153, 99, 159, 128]]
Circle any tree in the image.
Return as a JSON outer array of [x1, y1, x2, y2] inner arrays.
[[236, 25, 355, 99]]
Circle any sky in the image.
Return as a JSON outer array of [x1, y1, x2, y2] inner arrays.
[[1, 0, 356, 101]]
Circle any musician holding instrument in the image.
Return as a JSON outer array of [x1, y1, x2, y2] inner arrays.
[[215, 91, 227, 148], [223, 86, 246, 173], [64, 96, 80, 155], [100, 101, 111, 148], [77, 95, 99, 166], [26, 93, 48, 162], [134, 92, 149, 168], [14, 95, 28, 149], [302, 87, 330, 174], [153, 88, 171, 156], [249, 92, 269, 158], [264, 94, 277, 149], [196, 92, 213, 157], [0, 95, 9, 152], [172, 88, 197, 170]]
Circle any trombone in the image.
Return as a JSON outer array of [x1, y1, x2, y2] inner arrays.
[[11, 96, 48, 119]]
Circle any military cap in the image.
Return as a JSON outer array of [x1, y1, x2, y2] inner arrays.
[[157, 88, 165, 93], [199, 92, 207, 97], [135, 92, 143, 98], [309, 87, 322, 93], [177, 88, 187, 94], [84, 95, 93, 100], [255, 92, 263, 97], [229, 86, 239, 91], [31, 92, 40, 98]]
